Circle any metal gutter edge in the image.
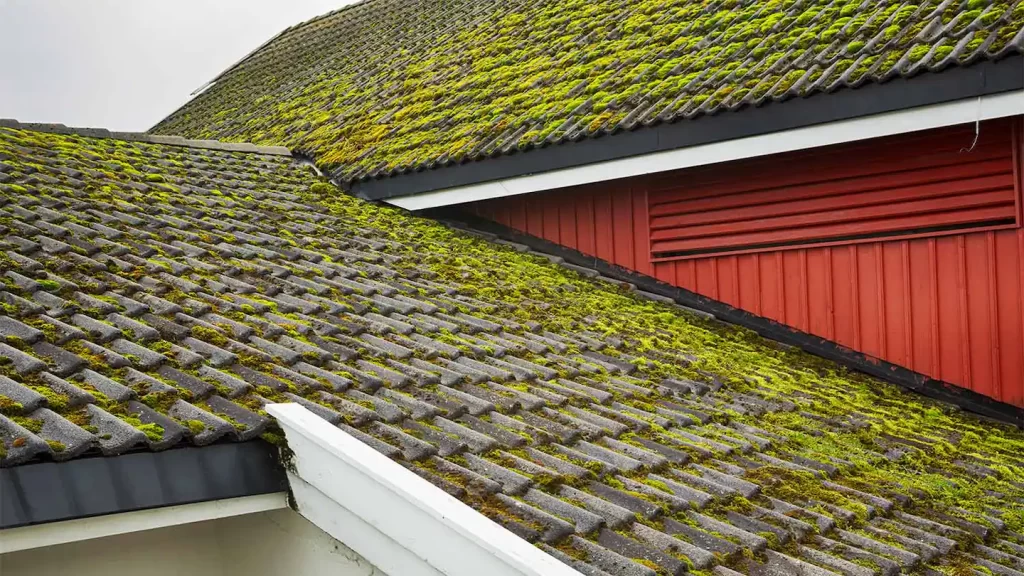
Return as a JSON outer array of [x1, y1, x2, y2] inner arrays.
[[266, 403, 584, 576], [0, 492, 287, 554], [0, 441, 287, 530], [356, 55, 1024, 203]]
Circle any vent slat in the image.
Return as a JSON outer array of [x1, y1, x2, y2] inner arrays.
[[649, 120, 1019, 259]]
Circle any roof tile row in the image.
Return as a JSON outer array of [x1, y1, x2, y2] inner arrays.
[[153, 0, 1024, 183], [1, 125, 1023, 575]]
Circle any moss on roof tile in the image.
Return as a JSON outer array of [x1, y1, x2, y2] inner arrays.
[[2, 125, 1024, 572], [152, 0, 1024, 183]]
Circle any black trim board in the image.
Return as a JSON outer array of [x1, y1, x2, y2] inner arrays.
[[353, 56, 1024, 201], [439, 210, 1024, 428], [1, 441, 286, 530]]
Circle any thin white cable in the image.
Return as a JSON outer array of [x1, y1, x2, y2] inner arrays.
[[959, 96, 983, 153]]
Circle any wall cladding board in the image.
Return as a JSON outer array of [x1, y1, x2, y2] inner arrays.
[[469, 118, 1024, 407], [647, 232, 1024, 407], [646, 120, 1019, 258]]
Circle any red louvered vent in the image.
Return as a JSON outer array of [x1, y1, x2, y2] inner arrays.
[[648, 120, 1021, 260]]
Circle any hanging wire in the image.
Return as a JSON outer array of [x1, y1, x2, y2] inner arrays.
[[959, 96, 982, 153]]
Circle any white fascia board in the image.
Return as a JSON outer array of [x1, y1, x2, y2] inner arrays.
[[266, 402, 582, 576], [0, 492, 287, 554], [287, 473, 446, 576], [389, 89, 1024, 211]]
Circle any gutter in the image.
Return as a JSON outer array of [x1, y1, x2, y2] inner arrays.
[[0, 493, 287, 554], [0, 441, 286, 530], [266, 403, 583, 576], [353, 55, 1024, 207]]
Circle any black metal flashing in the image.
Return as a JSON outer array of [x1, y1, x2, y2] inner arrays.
[[440, 210, 1024, 429], [0, 441, 286, 529], [354, 55, 1024, 201]]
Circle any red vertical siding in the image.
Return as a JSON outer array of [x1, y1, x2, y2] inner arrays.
[[469, 119, 1024, 408]]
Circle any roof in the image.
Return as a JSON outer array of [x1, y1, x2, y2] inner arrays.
[[150, 0, 1024, 192], [2, 121, 1024, 575]]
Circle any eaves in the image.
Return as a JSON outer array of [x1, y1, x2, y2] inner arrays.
[[350, 55, 1024, 208]]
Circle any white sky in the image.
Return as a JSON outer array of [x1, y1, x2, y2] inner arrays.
[[0, 0, 356, 132]]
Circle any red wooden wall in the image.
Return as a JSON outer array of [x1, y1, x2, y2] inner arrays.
[[467, 119, 1024, 408]]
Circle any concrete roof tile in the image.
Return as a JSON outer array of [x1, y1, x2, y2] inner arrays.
[[2, 124, 1023, 575]]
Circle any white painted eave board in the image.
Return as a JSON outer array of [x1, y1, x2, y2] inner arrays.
[[0, 492, 287, 554], [388, 89, 1024, 210], [266, 402, 582, 576]]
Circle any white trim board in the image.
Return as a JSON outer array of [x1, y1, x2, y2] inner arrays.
[[266, 402, 583, 576], [389, 89, 1024, 211], [0, 492, 288, 554]]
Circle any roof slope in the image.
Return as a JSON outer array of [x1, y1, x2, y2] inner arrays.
[[2, 123, 1024, 575], [151, 0, 1024, 185]]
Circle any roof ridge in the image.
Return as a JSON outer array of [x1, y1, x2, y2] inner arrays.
[[151, 0, 1024, 184], [0, 118, 293, 156], [187, 0, 380, 98]]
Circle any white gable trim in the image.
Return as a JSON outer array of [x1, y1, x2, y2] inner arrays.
[[388, 89, 1024, 211], [0, 492, 287, 554], [266, 402, 582, 576]]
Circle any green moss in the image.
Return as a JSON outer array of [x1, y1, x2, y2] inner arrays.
[[643, 477, 671, 492], [907, 44, 931, 63], [4, 111, 1024, 562], [150, 340, 173, 354], [141, 391, 179, 412], [191, 325, 229, 346], [137, 423, 165, 442], [46, 440, 66, 453], [36, 279, 61, 292], [308, 182, 334, 198], [261, 431, 287, 446], [632, 558, 661, 572], [186, 419, 207, 436], [0, 395, 24, 415], [149, 0, 1021, 181], [12, 416, 43, 433], [744, 465, 868, 525], [29, 386, 69, 412], [933, 45, 955, 61]]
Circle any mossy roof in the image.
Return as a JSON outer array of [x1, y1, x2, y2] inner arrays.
[[2, 122, 1024, 574], [151, 0, 1024, 185]]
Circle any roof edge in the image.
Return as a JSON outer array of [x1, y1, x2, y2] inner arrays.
[[0, 119, 293, 156], [177, 0, 378, 104], [437, 210, 1024, 428], [0, 441, 287, 530], [353, 54, 1024, 201], [267, 402, 582, 576], [389, 87, 1024, 210], [0, 492, 287, 554]]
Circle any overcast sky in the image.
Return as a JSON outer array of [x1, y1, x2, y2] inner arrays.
[[0, 0, 356, 132]]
